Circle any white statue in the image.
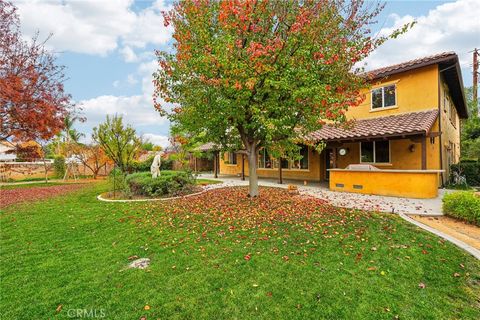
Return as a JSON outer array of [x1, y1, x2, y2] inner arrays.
[[150, 152, 163, 178]]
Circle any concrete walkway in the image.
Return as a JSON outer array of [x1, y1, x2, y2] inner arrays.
[[200, 173, 448, 216]]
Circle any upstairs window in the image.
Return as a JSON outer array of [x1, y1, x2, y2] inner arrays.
[[371, 85, 396, 110], [360, 141, 390, 163]]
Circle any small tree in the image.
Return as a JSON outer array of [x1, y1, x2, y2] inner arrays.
[[154, 0, 412, 196], [71, 143, 111, 179], [92, 115, 141, 173]]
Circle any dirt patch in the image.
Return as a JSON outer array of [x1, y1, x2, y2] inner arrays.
[[410, 215, 480, 250], [0, 184, 88, 208]]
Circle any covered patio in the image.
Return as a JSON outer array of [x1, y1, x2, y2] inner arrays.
[[308, 110, 445, 198]]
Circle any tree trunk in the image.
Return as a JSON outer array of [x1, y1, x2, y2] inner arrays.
[[246, 143, 259, 197], [42, 158, 49, 183]]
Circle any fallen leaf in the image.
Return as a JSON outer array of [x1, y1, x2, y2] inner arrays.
[[418, 282, 426, 289], [128, 255, 139, 261], [453, 272, 460, 277], [144, 305, 150, 310], [56, 304, 62, 313]]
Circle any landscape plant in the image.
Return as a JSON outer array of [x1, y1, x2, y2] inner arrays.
[[93, 115, 141, 174], [443, 191, 480, 226]]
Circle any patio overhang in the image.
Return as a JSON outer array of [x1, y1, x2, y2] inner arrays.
[[307, 110, 439, 170]]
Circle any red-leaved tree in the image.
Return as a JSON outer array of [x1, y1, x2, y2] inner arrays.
[[0, 0, 72, 142]]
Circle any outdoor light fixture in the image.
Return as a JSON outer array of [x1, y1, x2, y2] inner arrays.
[[409, 144, 415, 152], [338, 148, 349, 156]]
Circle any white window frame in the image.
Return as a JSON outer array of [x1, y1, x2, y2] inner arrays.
[[359, 141, 391, 164], [371, 84, 397, 110]]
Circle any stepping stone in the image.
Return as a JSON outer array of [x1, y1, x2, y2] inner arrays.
[[128, 258, 150, 269]]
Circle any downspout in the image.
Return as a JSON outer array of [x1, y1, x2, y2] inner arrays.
[[437, 68, 444, 186]]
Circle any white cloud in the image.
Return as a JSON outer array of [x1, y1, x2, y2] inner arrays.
[[362, 0, 480, 76], [120, 46, 139, 63], [78, 94, 167, 131], [127, 74, 138, 85], [142, 133, 170, 148], [16, 0, 172, 57]]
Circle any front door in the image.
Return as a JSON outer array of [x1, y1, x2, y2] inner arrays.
[[325, 148, 335, 180]]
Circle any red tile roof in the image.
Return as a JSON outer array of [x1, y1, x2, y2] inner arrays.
[[308, 110, 438, 142], [366, 52, 457, 80]]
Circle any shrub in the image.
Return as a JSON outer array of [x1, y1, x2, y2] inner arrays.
[[131, 156, 174, 172], [53, 156, 65, 178], [443, 191, 480, 226], [125, 170, 196, 197], [450, 161, 480, 186]]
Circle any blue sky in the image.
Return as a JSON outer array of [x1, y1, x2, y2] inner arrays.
[[15, 0, 480, 147]]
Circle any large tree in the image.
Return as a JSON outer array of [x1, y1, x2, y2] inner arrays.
[[0, 0, 72, 142], [154, 0, 412, 196]]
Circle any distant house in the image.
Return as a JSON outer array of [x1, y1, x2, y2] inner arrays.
[[0, 141, 17, 162], [203, 52, 467, 198]]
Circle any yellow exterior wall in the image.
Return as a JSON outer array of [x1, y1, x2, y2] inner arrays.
[[439, 75, 461, 183], [329, 170, 441, 198], [346, 65, 439, 120]]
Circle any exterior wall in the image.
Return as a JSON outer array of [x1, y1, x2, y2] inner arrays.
[[439, 75, 462, 183], [329, 170, 441, 198], [0, 161, 113, 182], [346, 65, 439, 120]]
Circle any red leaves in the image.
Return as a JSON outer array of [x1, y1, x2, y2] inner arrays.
[[244, 254, 251, 261], [1, 1, 71, 141], [0, 184, 86, 208]]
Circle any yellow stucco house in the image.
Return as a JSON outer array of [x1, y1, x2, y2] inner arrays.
[[209, 52, 468, 198]]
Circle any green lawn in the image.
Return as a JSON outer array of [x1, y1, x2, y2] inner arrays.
[[1, 183, 479, 319], [196, 178, 223, 185]]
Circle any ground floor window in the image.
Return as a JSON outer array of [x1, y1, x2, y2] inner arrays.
[[360, 141, 390, 163], [292, 145, 309, 169], [226, 152, 237, 165], [258, 149, 273, 168], [258, 145, 309, 170]]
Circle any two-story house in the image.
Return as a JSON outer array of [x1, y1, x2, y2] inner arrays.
[[213, 52, 468, 198]]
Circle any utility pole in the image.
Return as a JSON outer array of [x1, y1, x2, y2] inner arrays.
[[473, 48, 479, 115]]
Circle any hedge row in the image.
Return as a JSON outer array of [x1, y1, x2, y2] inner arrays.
[[125, 170, 196, 197], [443, 191, 480, 226]]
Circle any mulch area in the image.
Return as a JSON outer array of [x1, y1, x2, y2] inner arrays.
[[0, 184, 87, 209], [410, 215, 480, 250]]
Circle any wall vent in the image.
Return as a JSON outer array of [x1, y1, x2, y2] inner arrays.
[[353, 184, 363, 189], [335, 183, 344, 188]]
